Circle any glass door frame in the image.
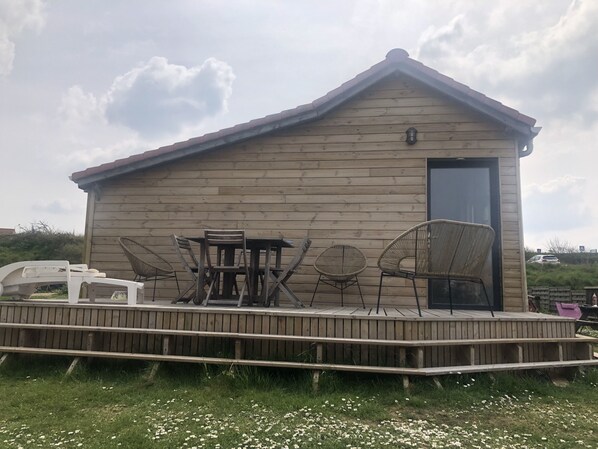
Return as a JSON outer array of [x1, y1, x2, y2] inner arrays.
[[426, 158, 503, 311]]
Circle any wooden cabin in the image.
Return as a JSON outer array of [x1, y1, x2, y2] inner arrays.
[[70, 48, 540, 313], [4, 50, 598, 377]]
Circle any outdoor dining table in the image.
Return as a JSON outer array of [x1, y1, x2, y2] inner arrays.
[[188, 235, 294, 306]]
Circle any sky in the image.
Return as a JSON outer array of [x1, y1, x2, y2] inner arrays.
[[1, 0, 597, 252]]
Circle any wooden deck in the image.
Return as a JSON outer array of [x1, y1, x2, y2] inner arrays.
[[1, 299, 597, 377]]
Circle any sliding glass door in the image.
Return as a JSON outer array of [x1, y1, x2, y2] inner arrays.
[[427, 160, 501, 310]]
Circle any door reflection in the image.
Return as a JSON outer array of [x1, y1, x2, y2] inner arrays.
[[428, 161, 500, 309]]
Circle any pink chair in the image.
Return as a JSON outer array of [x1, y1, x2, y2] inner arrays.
[[555, 302, 597, 332], [555, 302, 582, 319]]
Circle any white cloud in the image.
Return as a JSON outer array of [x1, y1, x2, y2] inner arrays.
[[33, 198, 82, 215], [61, 137, 144, 171], [47, 55, 237, 180], [0, 0, 45, 76], [58, 56, 235, 139], [524, 175, 585, 195], [58, 85, 101, 124], [53, 56, 236, 173], [102, 56, 235, 137], [414, 0, 598, 118], [417, 15, 466, 60], [409, 0, 598, 249], [522, 175, 591, 234], [0, 32, 14, 75]]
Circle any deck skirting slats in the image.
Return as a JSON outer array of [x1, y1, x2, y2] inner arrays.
[[0, 301, 594, 375]]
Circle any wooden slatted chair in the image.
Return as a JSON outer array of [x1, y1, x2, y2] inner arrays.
[[310, 244, 367, 308], [118, 237, 180, 302], [204, 229, 252, 307], [265, 237, 311, 307], [376, 219, 495, 317], [171, 235, 210, 304]]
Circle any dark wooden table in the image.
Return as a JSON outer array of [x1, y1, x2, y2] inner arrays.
[[578, 305, 598, 331], [188, 236, 294, 306]]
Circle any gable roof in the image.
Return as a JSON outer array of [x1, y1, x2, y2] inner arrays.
[[71, 48, 540, 190]]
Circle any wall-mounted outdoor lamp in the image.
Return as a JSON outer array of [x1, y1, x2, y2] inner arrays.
[[405, 127, 418, 145]]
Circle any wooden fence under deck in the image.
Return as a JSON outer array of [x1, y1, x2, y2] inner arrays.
[[1, 301, 597, 376]]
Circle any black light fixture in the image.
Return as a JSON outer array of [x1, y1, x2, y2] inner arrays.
[[405, 127, 418, 145]]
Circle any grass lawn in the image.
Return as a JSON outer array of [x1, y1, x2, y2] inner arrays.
[[1, 357, 597, 449]]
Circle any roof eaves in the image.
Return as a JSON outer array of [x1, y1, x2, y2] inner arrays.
[[72, 49, 539, 188], [72, 106, 319, 189], [72, 61, 399, 190], [397, 60, 537, 137]]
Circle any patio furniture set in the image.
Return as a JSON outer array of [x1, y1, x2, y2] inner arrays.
[[1, 220, 497, 315], [125, 231, 319, 308]]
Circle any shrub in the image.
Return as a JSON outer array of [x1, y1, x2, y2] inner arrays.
[[526, 263, 598, 289], [0, 222, 84, 266]]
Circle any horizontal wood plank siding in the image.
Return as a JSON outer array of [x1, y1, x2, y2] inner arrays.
[[87, 75, 526, 311]]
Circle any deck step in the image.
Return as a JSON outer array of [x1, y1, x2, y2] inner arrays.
[[1, 345, 597, 376], [1, 323, 595, 347]]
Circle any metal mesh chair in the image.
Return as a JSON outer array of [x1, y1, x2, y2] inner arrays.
[[310, 244, 367, 307], [118, 237, 179, 301], [171, 235, 210, 304], [376, 219, 495, 317]]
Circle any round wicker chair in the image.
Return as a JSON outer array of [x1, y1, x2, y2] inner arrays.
[[310, 244, 367, 307], [118, 237, 179, 301]]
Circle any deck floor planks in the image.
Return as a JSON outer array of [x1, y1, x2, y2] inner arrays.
[[420, 309, 444, 318]]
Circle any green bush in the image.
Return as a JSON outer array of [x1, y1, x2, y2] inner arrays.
[[526, 263, 598, 289], [0, 222, 84, 266]]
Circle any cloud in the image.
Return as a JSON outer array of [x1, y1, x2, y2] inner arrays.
[[414, 1, 598, 119], [61, 137, 144, 170], [411, 0, 598, 250], [33, 198, 82, 215], [58, 85, 101, 124], [499, 0, 598, 117], [55, 88, 141, 172], [55, 58, 237, 172], [102, 56, 235, 137], [54, 56, 236, 172], [522, 175, 591, 233], [417, 15, 466, 60], [0, 0, 45, 76], [58, 56, 235, 139]]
